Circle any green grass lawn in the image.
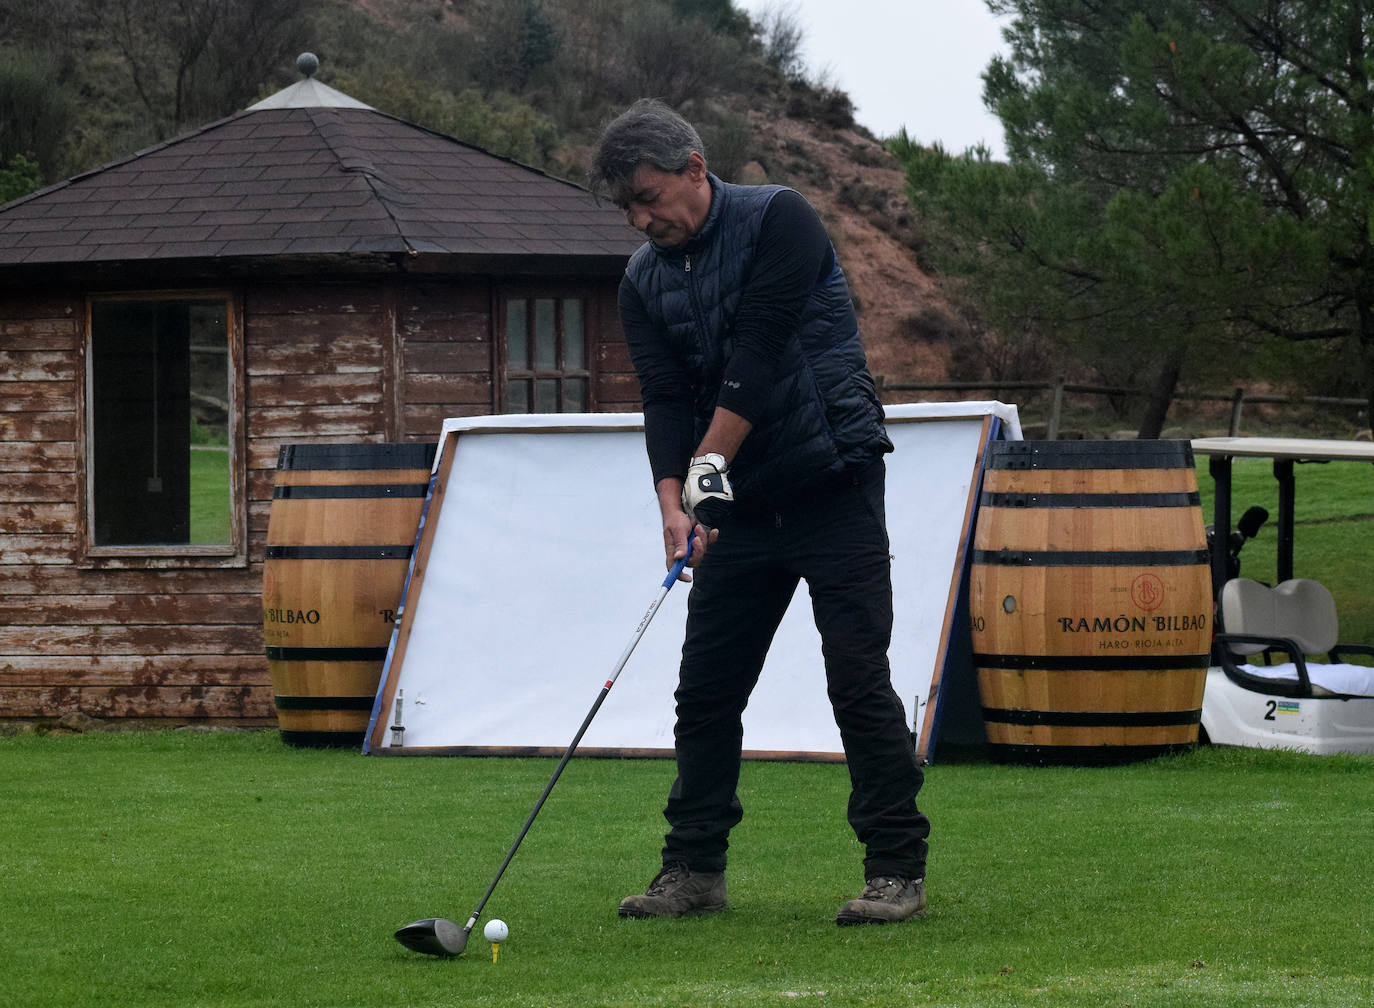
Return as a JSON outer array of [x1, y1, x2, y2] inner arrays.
[[190, 446, 230, 544], [1195, 455, 1374, 643], [13, 443, 1364, 1007], [3, 730, 1371, 1007]]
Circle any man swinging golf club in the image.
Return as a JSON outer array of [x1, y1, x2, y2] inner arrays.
[[591, 99, 931, 925]]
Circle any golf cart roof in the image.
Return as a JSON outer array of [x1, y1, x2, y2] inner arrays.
[[1192, 436, 1374, 464], [1192, 435, 1374, 587]]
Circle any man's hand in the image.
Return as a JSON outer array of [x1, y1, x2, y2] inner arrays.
[[682, 453, 734, 531]]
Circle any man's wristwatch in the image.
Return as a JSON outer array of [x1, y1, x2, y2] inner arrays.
[[690, 452, 728, 472]]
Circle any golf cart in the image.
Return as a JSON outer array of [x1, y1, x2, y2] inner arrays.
[[1193, 437, 1374, 754]]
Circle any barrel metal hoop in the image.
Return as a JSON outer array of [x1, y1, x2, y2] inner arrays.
[[273, 695, 378, 711], [972, 548, 1210, 567], [273, 484, 428, 500], [973, 652, 1211, 671], [265, 646, 390, 662], [981, 706, 1202, 727], [988, 440, 1194, 469], [979, 491, 1200, 509], [264, 544, 415, 560], [276, 442, 437, 471]]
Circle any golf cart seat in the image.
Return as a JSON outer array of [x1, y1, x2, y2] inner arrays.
[[1216, 578, 1374, 698]]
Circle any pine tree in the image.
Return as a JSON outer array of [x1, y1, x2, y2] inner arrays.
[[898, 1, 1374, 435]]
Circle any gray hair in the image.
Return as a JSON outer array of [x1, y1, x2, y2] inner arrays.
[[589, 99, 707, 201]]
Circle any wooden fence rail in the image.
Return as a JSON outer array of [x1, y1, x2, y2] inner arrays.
[[875, 377, 1368, 439]]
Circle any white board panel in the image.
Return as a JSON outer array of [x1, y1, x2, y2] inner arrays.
[[366, 402, 1019, 760]]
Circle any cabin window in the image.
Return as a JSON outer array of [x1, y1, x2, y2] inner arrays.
[[502, 296, 589, 412], [86, 294, 241, 560]]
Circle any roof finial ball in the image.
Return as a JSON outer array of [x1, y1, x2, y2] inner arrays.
[[297, 52, 320, 78]]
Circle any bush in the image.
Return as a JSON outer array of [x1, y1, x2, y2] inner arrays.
[[0, 153, 42, 203], [785, 80, 855, 129]]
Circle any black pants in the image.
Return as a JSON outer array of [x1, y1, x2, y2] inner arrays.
[[660, 461, 930, 880]]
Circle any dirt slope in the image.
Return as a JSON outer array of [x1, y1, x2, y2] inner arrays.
[[741, 112, 958, 388]]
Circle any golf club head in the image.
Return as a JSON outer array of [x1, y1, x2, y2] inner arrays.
[[395, 917, 469, 957]]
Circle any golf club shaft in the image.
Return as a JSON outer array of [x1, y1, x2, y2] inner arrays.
[[456, 542, 695, 936]]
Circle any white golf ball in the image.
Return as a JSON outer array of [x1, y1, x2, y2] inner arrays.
[[483, 919, 509, 943]]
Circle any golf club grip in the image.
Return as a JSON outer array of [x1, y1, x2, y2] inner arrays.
[[662, 536, 695, 588]]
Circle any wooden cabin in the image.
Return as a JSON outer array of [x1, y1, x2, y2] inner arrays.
[[0, 66, 643, 727]]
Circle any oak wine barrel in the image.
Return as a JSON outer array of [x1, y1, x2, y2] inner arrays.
[[263, 442, 436, 747], [969, 440, 1211, 765]]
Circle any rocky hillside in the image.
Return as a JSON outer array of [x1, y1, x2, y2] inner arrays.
[[2, 0, 964, 388], [565, 109, 961, 389], [343, 0, 962, 388], [738, 112, 958, 388]]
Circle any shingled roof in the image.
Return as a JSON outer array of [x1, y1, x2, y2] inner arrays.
[[0, 68, 642, 270]]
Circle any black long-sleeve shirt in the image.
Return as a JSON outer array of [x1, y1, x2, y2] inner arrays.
[[619, 188, 836, 485]]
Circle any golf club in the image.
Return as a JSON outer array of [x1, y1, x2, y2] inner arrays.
[[395, 539, 695, 957]]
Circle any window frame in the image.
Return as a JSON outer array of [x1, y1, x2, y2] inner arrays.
[[497, 287, 594, 414], [80, 289, 247, 568]]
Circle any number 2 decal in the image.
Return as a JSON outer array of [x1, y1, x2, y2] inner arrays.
[[1264, 700, 1276, 721]]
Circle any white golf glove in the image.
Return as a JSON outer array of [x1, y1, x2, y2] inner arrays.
[[682, 453, 734, 530]]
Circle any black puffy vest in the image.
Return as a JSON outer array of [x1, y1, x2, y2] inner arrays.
[[623, 175, 891, 508]]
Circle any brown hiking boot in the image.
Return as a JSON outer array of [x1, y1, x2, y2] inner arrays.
[[835, 876, 927, 925], [618, 862, 728, 919]]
